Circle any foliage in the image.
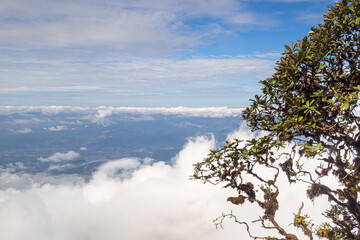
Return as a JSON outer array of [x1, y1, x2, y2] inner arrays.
[[192, 0, 360, 239]]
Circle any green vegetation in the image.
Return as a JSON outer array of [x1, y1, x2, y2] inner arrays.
[[193, 0, 360, 239]]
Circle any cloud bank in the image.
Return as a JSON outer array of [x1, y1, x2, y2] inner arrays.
[[0, 136, 244, 240], [0, 106, 244, 118], [0, 126, 331, 240]]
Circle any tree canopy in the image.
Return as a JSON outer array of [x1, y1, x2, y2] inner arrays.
[[193, 0, 360, 239]]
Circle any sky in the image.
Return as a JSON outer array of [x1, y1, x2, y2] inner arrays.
[[0, 1, 342, 239], [0, 0, 335, 107]]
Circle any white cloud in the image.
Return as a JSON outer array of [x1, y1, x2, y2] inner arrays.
[[91, 106, 245, 125], [92, 108, 114, 126], [0, 56, 274, 105], [79, 147, 87, 151], [0, 0, 332, 107], [2, 105, 246, 127], [45, 125, 68, 132], [0, 126, 333, 240], [0, 162, 27, 174], [14, 128, 32, 134], [0, 0, 264, 50], [11, 117, 42, 125], [0, 135, 246, 240], [13, 162, 26, 170], [0, 0, 277, 107], [38, 151, 80, 163], [0, 106, 88, 115], [0, 106, 244, 118], [47, 163, 76, 171]]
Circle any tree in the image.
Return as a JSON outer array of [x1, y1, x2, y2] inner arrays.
[[192, 0, 360, 239]]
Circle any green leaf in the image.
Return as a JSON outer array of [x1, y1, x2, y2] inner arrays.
[[355, 16, 360, 25], [317, 62, 324, 73]]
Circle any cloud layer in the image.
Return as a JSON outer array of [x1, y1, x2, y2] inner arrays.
[[0, 0, 334, 107], [0, 55, 275, 107], [0, 126, 331, 240], [0, 136, 244, 240], [0, 0, 262, 50], [0, 106, 244, 118], [0, 0, 279, 107]]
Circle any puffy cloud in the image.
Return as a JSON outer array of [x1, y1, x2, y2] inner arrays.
[[0, 162, 26, 175], [92, 108, 114, 126], [45, 125, 68, 132], [14, 128, 32, 134], [0, 126, 332, 240], [38, 151, 80, 163], [0, 135, 245, 240], [11, 162, 26, 170]]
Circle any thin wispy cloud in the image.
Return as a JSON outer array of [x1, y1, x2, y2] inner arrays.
[[13, 128, 32, 134], [0, 0, 261, 50], [0, 56, 275, 106], [0, 57, 275, 90]]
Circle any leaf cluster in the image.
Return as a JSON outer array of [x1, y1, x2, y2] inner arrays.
[[193, 0, 360, 239]]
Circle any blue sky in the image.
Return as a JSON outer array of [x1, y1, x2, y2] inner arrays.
[[0, 0, 335, 107]]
